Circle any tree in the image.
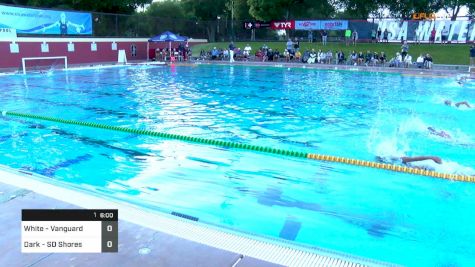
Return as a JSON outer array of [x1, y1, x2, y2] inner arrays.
[[248, 0, 334, 20], [182, 0, 227, 42], [334, 0, 384, 19], [441, 0, 472, 20], [0, 0, 153, 14], [383, 0, 443, 19]]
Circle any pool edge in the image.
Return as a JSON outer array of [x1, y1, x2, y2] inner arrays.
[[0, 165, 396, 267]]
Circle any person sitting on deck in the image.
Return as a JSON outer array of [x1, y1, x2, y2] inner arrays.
[[424, 54, 433, 69], [308, 49, 317, 64], [444, 100, 471, 108], [416, 54, 424, 68]]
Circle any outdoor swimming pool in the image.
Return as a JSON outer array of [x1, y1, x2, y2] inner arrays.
[[0, 64, 474, 265]]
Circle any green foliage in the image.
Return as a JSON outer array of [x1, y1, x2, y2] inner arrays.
[[383, 0, 443, 19], [335, 0, 384, 19], [248, 0, 332, 20], [441, 0, 472, 20], [0, 0, 152, 14], [182, 0, 227, 20], [145, 0, 186, 19]]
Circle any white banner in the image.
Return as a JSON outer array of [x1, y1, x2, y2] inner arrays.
[[376, 19, 475, 42], [295, 20, 320, 30], [0, 28, 17, 40], [320, 20, 348, 30]]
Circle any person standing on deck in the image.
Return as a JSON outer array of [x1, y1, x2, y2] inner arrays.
[[229, 42, 235, 63]]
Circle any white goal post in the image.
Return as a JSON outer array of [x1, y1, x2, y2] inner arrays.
[[21, 56, 68, 74]]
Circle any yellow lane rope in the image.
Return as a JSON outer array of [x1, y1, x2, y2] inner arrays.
[[3, 111, 474, 183]]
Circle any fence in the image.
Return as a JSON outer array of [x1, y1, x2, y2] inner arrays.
[[12, 8, 475, 43]]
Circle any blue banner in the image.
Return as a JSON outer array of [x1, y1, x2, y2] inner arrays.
[[0, 5, 92, 35]]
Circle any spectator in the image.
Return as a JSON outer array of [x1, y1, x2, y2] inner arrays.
[[229, 42, 235, 62], [424, 53, 433, 69], [352, 30, 358, 45], [211, 47, 219, 60], [395, 52, 403, 67], [302, 50, 310, 63], [283, 49, 290, 62], [441, 26, 449, 45], [351, 51, 358, 65], [383, 29, 389, 43], [404, 54, 412, 68], [371, 29, 376, 43], [322, 30, 328, 45], [470, 45, 475, 66], [430, 27, 436, 44], [255, 49, 264, 61], [345, 29, 352, 46], [372, 52, 379, 65], [365, 50, 372, 66], [414, 28, 420, 45], [379, 52, 386, 66], [318, 49, 325, 63], [377, 28, 382, 42], [294, 37, 300, 51], [244, 44, 252, 58], [401, 41, 409, 60], [326, 50, 333, 64], [223, 49, 229, 60], [416, 54, 424, 68], [308, 49, 317, 64], [308, 30, 313, 43], [295, 50, 302, 61], [357, 51, 364, 65], [267, 48, 274, 61], [337, 50, 345, 64], [286, 38, 293, 53]]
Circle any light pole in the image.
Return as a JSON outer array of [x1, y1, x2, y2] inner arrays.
[[231, 0, 234, 41]]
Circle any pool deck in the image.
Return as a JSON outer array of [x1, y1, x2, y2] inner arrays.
[[0, 166, 394, 267], [191, 60, 469, 77]]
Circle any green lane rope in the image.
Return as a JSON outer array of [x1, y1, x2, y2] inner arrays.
[[2, 111, 474, 183]]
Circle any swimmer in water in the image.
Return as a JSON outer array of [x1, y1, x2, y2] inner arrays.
[[444, 100, 471, 108], [428, 127, 451, 139], [376, 155, 442, 171]]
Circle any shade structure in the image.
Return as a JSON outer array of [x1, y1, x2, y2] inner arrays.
[[148, 31, 188, 61]]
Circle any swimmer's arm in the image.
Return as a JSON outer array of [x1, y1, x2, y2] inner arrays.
[[401, 156, 442, 164], [455, 101, 471, 108]]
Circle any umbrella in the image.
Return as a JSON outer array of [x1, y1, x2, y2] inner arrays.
[[148, 31, 188, 61]]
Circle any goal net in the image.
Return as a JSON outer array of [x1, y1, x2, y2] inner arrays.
[[21, 56, 68, 74]]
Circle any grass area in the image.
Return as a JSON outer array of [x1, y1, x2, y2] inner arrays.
[[192, 42, 472, 65]]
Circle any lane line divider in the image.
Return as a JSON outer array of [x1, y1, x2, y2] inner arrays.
[[3, 111, 474, 183]]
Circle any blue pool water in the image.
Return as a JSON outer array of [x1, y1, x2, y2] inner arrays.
[[1, 65, 475, 265]]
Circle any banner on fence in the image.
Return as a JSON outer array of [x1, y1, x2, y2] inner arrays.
[[295, 20, 320, 30], [374, 19, 475, 42], [271, 21, 295, 30], [295, 20, 348, 31], [0, 4, 92, 35]]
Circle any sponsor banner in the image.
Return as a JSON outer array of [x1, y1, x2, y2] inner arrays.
[[271, 21, 295, 30], [254, 21, 270, 29], [0, 27, 16, 39], [321, 20, 348, 30], [243, 21, 271, 29], [0, 4, 92, 35], [243, 22, 253, 30], [375, 19, 475, 42], [295, 20, 320, 30]]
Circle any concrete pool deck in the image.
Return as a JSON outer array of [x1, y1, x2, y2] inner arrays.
[[0, 166, 394, 267], [190, 60, 470, 78]]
